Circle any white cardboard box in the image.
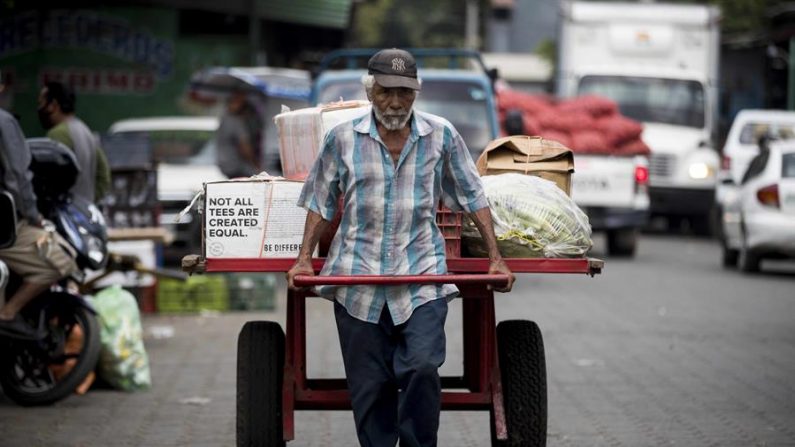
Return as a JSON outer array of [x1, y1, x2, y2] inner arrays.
[[275, 100, 370, 180], [203, 178, 313, 259]]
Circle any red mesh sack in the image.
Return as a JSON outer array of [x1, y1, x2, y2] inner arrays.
[[536, 111, 595, 133], [556, 95, 619, 118], [595, 115, 644, 147], [569, 130, 610, 154], [497, 90, 553, 116], [615, 138, 651, 156]]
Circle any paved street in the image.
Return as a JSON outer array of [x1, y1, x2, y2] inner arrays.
[[1, 233, 794, 446]]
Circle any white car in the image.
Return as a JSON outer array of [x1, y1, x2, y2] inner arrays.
[[721, 140, 795, 272], [716, 110, 795, 207], [108, 116, 226, 263]]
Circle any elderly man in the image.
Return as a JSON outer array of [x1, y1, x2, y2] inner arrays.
[[287, 48, 515, 447]]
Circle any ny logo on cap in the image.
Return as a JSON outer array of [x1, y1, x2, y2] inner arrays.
[[391, 58, 406, 73]]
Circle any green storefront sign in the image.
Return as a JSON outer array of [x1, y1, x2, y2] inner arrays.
[[0, 7, 250, 136]]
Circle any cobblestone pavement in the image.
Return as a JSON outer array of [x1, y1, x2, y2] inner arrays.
[[1, 234, 794, 446]]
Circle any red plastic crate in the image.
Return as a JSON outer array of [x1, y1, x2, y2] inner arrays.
[[436, 205, 463, 258]]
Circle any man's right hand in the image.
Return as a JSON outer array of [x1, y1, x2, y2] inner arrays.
[[286, 258, 314, 290]]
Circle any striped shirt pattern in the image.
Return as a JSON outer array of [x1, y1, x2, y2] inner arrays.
[[297, 108, 489, 325]]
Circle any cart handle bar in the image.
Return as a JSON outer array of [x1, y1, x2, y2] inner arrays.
[[293, 274, 509, 287]]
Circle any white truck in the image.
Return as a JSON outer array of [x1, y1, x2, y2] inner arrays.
[[556, 1, 721, 234], [571, 154, 650, 257]]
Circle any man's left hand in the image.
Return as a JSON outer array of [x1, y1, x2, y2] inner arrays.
[[488, 258, 515, 293]]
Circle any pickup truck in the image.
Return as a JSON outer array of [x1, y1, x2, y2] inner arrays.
[[499, 91, 650, 257], [570, 154, 649, 256]]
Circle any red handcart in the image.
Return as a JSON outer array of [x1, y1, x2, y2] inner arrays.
[[184, 255, 603, 446]]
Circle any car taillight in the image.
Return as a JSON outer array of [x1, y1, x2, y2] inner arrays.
[[756, 184, 780, 208], [721, 155, 731, 171], [635, 165, 649, 185]]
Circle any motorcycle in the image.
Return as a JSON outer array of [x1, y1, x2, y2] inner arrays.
[[0, 138, 107, 406]]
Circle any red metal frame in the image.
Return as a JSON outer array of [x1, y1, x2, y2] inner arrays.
[[204, 257, 601, 442]]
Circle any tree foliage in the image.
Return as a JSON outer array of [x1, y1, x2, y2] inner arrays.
[[351, 0, 479, 48], [708, 0, 774, 35], [353, 0, 788, 49]]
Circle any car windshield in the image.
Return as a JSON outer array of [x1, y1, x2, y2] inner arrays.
[[115, 130, 216, 165], [578, 76, 706, 128], [783, 153, 795, 178], [738, 122, 795, 145], [318, 79, 494, 153]]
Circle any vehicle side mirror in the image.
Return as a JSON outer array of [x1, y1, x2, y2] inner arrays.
[[487, 67, 500, 83], [0, 191, 17, 249]]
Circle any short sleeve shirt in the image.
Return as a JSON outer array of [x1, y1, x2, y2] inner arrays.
[[297, 108, 488, 325]]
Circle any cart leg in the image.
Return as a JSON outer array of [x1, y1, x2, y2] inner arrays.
[[282, 288, 307, 442], [460, 284, 496, 393], [490, 357, 508, 441]]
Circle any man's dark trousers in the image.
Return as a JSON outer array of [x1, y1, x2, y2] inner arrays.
[[334, 298, 448, 447]]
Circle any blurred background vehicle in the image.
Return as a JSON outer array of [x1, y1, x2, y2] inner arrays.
[[104, 68, 311, 266], [310, 48, 500, 161], [556, 1, 721, 235], [107, 116, 222, 265], [717, 110, 795, 194], [187, 66, 312, 176], [715, 110, 795, 238], [720, 139, 795, 272]]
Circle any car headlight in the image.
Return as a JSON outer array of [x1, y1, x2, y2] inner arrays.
[[688, 162, 714, 180], [87, 235, 107, 266]]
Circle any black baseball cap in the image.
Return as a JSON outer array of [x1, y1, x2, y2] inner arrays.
[[367, 48, 420, 91]]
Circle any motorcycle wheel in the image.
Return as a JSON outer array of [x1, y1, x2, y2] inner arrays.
[[0, 304, 101, 406]]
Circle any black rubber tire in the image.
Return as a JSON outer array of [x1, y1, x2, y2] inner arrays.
[[606, 228, 637, 258], [492, 320, 547, 447], [721, 240, 739, 268], [738, 242, 760, 273], [237, 321, 285, 447], [689, 215, 713, 238], [737, 225, 760, 273], [0, 305, 101, 406]]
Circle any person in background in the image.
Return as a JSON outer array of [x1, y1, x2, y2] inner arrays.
[[287, 48, 515, 447], [0, 75, 78, 338], [37, 81, 110, 203], [216, 90, 261, 178]]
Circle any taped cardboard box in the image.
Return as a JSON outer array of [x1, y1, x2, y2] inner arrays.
[[476, 135, 575, 195], [275, 100, 370, 180], [203, 177, 315, 259]]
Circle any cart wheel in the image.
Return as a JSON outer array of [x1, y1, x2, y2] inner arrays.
[[606, 228, 637, 257], [237, 321, 285, 447], [492, 320, 547, 447]]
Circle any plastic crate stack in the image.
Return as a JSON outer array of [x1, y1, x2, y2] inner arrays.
[[436, 204, 463, 258]]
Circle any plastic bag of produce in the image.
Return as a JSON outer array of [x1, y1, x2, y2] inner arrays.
[[92, 285, 152, 391], [463, 173, 592, 258]]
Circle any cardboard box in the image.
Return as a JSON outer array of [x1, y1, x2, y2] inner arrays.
[[203, 178, 314, 259], [275, 100, 370, 180], [476, 135, 575, 195]]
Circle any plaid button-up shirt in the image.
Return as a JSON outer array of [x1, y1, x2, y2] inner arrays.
[[297, 108, 488, 325]]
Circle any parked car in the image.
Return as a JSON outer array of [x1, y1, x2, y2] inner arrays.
[[720, 139, 795, 272], [716, 110, 795, 208], [108, 116, 224, 264]]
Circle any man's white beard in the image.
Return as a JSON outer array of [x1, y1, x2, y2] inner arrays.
[[374, 106, 412, 131]]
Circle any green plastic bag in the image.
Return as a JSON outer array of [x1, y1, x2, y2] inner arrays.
[[92, 285, 152, 391]]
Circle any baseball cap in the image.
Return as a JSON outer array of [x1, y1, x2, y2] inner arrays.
[[367, 48, 420, 91]]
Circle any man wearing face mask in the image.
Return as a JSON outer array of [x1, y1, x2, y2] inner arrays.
[[37, 82, 110, 204], [287, 49, 515, 447]]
